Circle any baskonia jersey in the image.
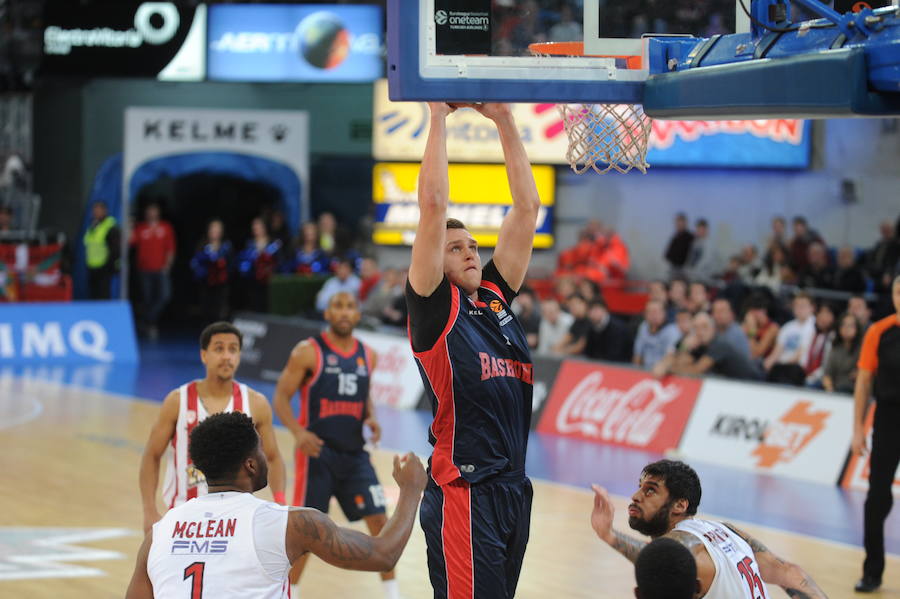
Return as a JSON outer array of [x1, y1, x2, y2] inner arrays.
[[299, 333, 373, 452], [408, 262, 534, 485], [673, 519, 771, 599], [148, 492, 291, 599], [162, 381, 252, 508]]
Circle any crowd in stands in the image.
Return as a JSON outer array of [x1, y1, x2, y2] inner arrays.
[[509, 212, 900, 396], [492, 0, 736, 56]]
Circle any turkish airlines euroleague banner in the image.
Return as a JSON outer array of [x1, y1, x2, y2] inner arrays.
[[679, 380, 853, 485], [536, 360, 701, 453], [840, 403, 900, 497], [372, 79, 811, 168]]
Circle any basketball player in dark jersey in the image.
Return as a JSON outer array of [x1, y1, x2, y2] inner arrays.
[[273, 291, 399, 599], [407, 102, 541, 599]]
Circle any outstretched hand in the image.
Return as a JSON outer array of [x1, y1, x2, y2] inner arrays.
[[427, 102, 457, 119], [591, 484, 616, 544], [473, 102, 512, 121]]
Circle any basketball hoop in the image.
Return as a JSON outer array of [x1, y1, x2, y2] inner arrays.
[[528, 42, 652, 174]]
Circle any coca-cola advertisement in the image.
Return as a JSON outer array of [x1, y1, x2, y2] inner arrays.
[[536, 360, 701, 453]]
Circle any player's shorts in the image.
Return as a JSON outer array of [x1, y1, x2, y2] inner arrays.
[[293, 445, 386, 522], [420, 470, 533, 599]]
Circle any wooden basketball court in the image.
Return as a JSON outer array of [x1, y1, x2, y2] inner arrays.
[[2, 377, 898, 598]]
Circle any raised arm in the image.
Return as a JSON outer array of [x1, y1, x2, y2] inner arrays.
[[273, 341, 324, 458], [139, 391, 180, 533], [285, 453, 427, 571], [478, 104, 541, 292], [724, 523, 828, 599], [409, 102, 455, 297], [250, 390, 287, 503], [590, 484, 647, 563]]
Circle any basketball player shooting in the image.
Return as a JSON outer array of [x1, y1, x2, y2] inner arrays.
[[273, 292, 398, 599], [126, 411, 428, 599], [591, 460, 828, 599], [406, 102, 541, 599], [139, 322, 287, 533]]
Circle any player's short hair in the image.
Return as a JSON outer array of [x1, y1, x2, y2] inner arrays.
[[200, 321, 243, 350], [446, 218, 467, 230], [635, 537, 698, 599], [641, 460, 702, 516], [189, 412, 259, 481]]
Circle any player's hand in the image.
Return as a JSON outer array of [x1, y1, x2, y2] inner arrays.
[[473, 103, 513, 121], [427, 102, 457, 119], [590, 484, 616, 545], [393, 452, 427, 493], [852, 428, 869, 457], [143, 508, 161, 534], [365, 417, 382, 445], [295, 429, 324, 458]]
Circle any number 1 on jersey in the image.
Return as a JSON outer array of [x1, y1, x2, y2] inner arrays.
[[184, 562, 205, 599]]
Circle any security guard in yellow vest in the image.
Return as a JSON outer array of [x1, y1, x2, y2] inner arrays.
[[84, 201, 120, 299]]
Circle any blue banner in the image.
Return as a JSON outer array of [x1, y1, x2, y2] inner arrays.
[[646, 119, 811, 168], [207, 4, 383, 82], [0, 300, 138, 364]]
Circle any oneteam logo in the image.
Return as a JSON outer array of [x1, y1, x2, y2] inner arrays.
[[434, 10, 448, 25]]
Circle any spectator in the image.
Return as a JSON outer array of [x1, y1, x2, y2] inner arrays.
[[292, 222, 331, 275], [764, 292, 817, 386], [131, 202, 176, 338], [358, 257, 381, 302], [805, 303, 836, 388], [823, 312, 862, 393], [788, 216, 822, 274], [556, 221, 630, 285], [237, 217, 283, 313], [833, 246, 867, 294], [379, 270, 408, 327], [687, 219, 718, 283], [673, 307, 693, 339], [362, 267, 403, 325], [267, 209, 291, 250], [632, 299, 681, 368], [736, 244, 761, 283], [865, 220, 900, 291], [548, 2, 582, 42], [315, 257, 361, 314], [0, 204, 12, 234], [654, 312, 762, 381], [647, 279, 675, 322], [668, 277, 689, 311], [554, 275, 578, 303], [686, 281, 710, 314], [711, 298, 752, 359], [764, 215, 788, 261], [742, 294, 780, 360], [577, 278, 600, 303], [512, 287, 542, 349], [664, 213, 694, 277], [754, 244, 789, 293], [583, 298, 631, 363], [83, 200, 120, 300], [318, 212, 338, 253], [848, 294, 873, 331], [537, 297, 574, 356], [190, 218, 233, 324], [799, 241, 834, 289], [555, 294, 590, 355]]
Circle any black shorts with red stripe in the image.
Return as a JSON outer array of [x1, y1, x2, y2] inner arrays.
[[293, 446, 386, 522], [420, 471, 533, 599]]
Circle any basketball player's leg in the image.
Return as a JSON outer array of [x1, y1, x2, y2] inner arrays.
[[334, 451, 397, 598], [502, 478, 533, 598], [290, 449, 336, 586]]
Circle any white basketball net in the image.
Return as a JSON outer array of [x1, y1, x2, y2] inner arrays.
[[557, 103, 652, 174]]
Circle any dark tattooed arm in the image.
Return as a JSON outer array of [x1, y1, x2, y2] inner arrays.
[[607, 530, 648, 563], [723, 523, 828, 599], [286, 493, 420, 571]]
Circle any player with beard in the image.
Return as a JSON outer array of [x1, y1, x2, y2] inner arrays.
[[591, 460, 828, 599], [273, 291, 398, 599], [126, 412, 428, 599]]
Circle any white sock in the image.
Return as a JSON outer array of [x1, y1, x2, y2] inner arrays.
[[382, 579, 400, 599]]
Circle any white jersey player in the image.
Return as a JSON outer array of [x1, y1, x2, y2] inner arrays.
[[126, 411, 428, 599], [590, 460, 828, 599], [139, 322, 287, 533]]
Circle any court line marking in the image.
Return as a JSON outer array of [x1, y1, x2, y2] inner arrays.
[[0, 396, 43, 430]]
